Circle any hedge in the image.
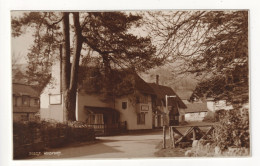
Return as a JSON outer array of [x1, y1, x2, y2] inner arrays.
[[13, 121, 95, 159]]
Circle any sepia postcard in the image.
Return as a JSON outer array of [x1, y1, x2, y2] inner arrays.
[[11, 9, 250, 160], [1, 0, 259, 166]]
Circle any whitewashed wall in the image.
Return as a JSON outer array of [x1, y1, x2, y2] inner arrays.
[[76, 91, 113, 122], [185, 112, 208, 122], [115, 94, 153, 130]]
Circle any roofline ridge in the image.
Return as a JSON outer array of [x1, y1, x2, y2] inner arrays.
[[12, 82, 32, 86]]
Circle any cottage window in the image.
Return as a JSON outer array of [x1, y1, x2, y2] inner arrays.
[[22, 96, 30, 106], [87, 114, 95, 124], [137, 112, 146, 124], [87, 114, 103, 124], [122, 102, 127, 109], [34, 98, 39, 105], [13, 96, 17, 107]]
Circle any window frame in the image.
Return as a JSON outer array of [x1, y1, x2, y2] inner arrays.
[[22, 95, 30, 107], [137, 112, 146, 125], [122, 101, 127, 110], [34, 98, 39, 105], [13, 95, 17, 107], [87, 114, 104, 124]]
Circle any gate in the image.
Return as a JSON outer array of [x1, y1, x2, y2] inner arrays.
[[162, 125, 215, 148]]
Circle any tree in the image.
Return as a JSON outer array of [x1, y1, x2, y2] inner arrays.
[[12, 11, 161, 121], [145, 11, 248, 107]]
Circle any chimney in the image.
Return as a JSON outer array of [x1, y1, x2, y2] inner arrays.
[[156, 75, 159, 85]]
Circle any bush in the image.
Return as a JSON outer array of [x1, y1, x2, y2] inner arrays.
[[213, 109, 249, 151], [202, 111, 216, 122], [203, 109, 226, 122]]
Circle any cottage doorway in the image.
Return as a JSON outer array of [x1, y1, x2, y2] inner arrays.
[[158, 115, 161, 127]]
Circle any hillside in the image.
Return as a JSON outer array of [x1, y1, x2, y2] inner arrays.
[[140, 65, 198, 99]]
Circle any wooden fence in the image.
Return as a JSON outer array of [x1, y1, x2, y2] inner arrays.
[[87, 121, 127, 136], [162, 125, 215, 149]]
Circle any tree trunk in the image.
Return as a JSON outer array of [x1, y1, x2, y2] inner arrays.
[[63, 89, 77, 121], [67, 12, 83, 121], [102, 55, 112, 97], [61, 12, 71, 92], [61, 12, 71, 122]]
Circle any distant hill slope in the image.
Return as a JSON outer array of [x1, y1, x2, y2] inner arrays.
[[140, 65, 198, 100]]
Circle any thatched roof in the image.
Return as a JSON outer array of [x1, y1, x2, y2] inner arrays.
[[184, 102, 208, 113], [12, 83, 39, 98], [148, 83, 187, 109]]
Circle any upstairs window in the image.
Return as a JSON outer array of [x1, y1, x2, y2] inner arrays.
[[34, 98, 39, 105], [22, 95, 30, 106], [13, 96, 17, 107], [122, 102, 127, 109]]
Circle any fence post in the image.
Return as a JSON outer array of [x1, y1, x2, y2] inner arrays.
[[171, 127, 175, 148], [193, 127, 196, 141], [162, 125, 166, 149], [169, 126, 172, 147]]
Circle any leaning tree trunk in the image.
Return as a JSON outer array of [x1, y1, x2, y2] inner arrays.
[[61, 12, 83, 122], [67, 12, 83, 121]]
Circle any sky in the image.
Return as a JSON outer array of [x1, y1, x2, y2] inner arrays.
[[10, 11, 150, 66], [12, 32, 34, 64], [11, 11, 34, 64]]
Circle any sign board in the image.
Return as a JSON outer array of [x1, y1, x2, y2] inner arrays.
[[141, 105, 149, 112], [49, 94, 62, 105]]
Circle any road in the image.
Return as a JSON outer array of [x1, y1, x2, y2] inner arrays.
[[33, 130, 163, 159]]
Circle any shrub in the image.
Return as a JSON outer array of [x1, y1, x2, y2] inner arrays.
[[203, 109, 226, 122], [202, 111, 216, 122], [213, 109, 249, 151], [13, 121, 95, 159]]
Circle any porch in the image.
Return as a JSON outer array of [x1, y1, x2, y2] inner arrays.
[[85, 106, 127, 136]]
